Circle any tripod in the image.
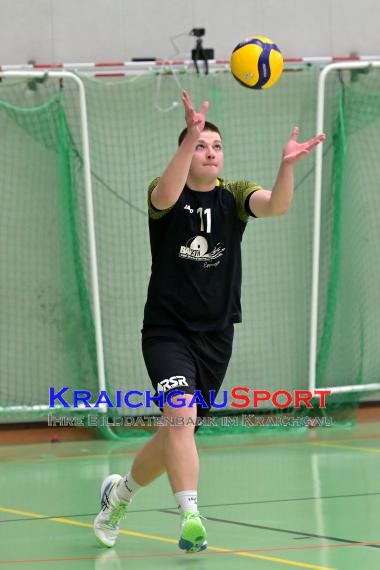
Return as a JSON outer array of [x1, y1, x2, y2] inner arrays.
[[192, 37, 209, 75]]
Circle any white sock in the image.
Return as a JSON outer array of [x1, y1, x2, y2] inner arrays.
[[175, 490, 198, 514], [116, 472, 141, 503]]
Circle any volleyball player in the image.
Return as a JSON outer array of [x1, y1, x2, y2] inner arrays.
[[94, 90, 325, 552]]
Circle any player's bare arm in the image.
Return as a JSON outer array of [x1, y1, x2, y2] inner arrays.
[[249, 127, 326, 218], [151, 91, 209, 210]]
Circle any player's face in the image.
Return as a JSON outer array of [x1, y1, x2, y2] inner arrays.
[[189, 130, 224, 181]]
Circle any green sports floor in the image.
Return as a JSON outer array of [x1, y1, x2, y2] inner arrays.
[[1, 422, 379, 570]]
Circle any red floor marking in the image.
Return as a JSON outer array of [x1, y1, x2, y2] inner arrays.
[[1, 540, 380, 564]]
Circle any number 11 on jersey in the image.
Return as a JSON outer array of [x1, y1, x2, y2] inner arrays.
[[197, 208, 211, 233]]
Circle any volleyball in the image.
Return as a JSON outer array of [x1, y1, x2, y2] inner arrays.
[[230, 36, 283, 89]]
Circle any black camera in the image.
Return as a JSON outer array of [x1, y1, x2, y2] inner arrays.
[[191, 28, 205, 38]]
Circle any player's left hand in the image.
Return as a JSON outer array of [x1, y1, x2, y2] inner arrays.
[[282, 127, 326, 165]]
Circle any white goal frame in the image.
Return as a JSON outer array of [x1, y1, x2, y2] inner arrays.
[[1, 64, 380, 416], [308, 61, 380, 397], [0, 71, 107, 415]]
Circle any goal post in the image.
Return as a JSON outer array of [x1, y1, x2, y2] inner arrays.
[[0, 71, 107, 417], [310, 61, 380, 399], [1, 62, 380, 429]]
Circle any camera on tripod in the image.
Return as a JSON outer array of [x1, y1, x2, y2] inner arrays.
[[190, 28, 214, 74], [191, 28, 206, 38]]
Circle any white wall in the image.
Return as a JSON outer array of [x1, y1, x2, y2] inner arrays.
[[0, 0, 379, 65]]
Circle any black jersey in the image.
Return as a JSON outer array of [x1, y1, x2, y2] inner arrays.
[[143, 177, 261, 332]]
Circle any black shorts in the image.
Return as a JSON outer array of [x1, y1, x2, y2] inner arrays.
[[141, 325, 234, 429]]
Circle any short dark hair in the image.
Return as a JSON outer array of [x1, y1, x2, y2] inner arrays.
[[178, 121, 222, 146]]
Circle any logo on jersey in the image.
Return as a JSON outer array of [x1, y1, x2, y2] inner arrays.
[[184, 204, 194, 214], [179, 235, 225, 262], [157, 375, 189, 393]]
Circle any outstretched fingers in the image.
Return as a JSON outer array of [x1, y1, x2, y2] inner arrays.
[[290, 126, 300, 141], [182, 90, 208, 115], [182, 90, 193, 112], [305, 133, 326, 150], [199, 100, 209, 115]]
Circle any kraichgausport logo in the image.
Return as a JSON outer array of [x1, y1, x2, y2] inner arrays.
[[48, 387, 331, 409]]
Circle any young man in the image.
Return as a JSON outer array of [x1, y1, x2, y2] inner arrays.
[[94, 91, 325, 552]]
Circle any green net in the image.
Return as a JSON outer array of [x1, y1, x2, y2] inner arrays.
[[0, 87, 97, 416], [317, 68, 380, 395], [0, 65, 379, 428]]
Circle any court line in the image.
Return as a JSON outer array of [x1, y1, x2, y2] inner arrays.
[[1, 540, 380, 565], [310, 441, 380, 453], [161, 510, 380, 550], [1, 490, 380, 524], [198, 490, 380, 510], [1, 433, 380, 464], [0, 507, 335, 570]]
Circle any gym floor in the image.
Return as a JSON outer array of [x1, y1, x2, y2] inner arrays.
[[1, 418, 380, 569]]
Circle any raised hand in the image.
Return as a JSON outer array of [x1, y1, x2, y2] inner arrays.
[[283, 127, 326, 165], [182, 90, 209, 139]]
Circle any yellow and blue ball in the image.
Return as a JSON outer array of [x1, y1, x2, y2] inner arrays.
[[230, 36, 283, 89]]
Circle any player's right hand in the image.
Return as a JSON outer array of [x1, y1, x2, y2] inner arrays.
[[182, 90, 209, 139]]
